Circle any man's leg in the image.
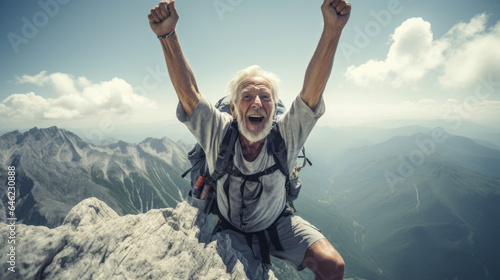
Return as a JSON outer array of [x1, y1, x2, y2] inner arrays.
[[270, 214, 344, 279], [301, 238, 345, 280]]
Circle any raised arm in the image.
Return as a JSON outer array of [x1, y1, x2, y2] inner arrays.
[[300, 0, 351, 110], [148, 1, 200, 117]]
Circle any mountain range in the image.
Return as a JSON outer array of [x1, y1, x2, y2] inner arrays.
[[0, 126, 192, 228], [1, 125, 499, 279], [322, 128, 500, 280]]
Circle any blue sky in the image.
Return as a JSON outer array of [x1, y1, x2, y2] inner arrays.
[[1, 0, 499, 142]]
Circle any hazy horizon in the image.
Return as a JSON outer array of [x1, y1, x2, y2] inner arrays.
[[2, 118, 499, 150]]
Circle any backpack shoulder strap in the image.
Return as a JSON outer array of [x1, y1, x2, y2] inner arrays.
[[267, 122, 288, 178], [211, 120, 239, 181]]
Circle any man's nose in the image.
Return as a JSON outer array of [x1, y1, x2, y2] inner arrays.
[[251, 96, 262, 108]]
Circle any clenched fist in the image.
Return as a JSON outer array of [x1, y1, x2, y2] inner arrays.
[[148, 1, 179, 37], [322, 0, 351, 31]]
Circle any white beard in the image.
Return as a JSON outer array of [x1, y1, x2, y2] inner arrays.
[[235, 107, 274, 144]]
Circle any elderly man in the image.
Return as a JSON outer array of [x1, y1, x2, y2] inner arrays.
[[148, 1, 350, 279]]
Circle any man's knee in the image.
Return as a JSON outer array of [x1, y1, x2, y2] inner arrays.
[[327, 256, 345, 280], [316, 250, 345, 280], [302, 238, 345, 280]]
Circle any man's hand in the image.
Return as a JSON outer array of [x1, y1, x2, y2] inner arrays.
[[148, 1, 179, 37], [321, 0, 351, 31]]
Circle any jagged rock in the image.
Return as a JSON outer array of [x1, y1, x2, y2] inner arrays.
[[0, 198, 276, 280]]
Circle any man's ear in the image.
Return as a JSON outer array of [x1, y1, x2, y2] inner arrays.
[[273, 103, 277, 120], [230, 101, 236, 119]]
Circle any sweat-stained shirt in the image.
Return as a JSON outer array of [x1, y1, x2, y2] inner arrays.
[[177, 94, 325, 233]]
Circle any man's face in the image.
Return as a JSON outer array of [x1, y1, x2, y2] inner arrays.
[[231, 76, 276, 143]]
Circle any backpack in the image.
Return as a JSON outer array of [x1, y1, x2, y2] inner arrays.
[[183, 96, 311, 214]]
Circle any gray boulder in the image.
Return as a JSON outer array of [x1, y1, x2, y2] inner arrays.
[[0, 198, 276, 280]]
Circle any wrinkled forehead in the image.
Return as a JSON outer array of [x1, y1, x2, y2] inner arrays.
[[237, 76, 273, 95]]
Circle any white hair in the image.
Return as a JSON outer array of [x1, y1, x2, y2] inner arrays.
[[227, 65, 280, 106]]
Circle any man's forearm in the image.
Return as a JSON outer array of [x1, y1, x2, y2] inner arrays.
[[300, 29, 342, 111], [160, 33, 200, 117], [300, 0, 351, 110]]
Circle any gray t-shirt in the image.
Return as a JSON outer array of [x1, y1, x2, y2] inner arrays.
[[177, 94, 325, 232]]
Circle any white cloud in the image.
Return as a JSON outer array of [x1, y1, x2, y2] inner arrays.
[[1, 71, 156, 120], [346, 13, 500, 89], [446, 13, 488, 41], [346, 17, 446, 88], [439, 20, 500, 88], [0, 92, 50, 120], [49, 72, 78, 95], [18, 71, 79, 95], [16, 71, 50, 86], [77, 76, 92, 88], [345, 60, 390, 87]]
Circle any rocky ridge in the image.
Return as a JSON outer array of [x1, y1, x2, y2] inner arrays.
[[0, 198, 275, 280]]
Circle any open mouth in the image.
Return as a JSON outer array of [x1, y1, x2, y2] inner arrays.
[[248, 115, 264, 124]]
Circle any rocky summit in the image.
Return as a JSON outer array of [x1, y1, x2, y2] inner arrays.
[[0, 198, 276, 280]]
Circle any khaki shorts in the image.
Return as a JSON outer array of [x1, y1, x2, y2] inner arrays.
[[220, 214, 325, 277]]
